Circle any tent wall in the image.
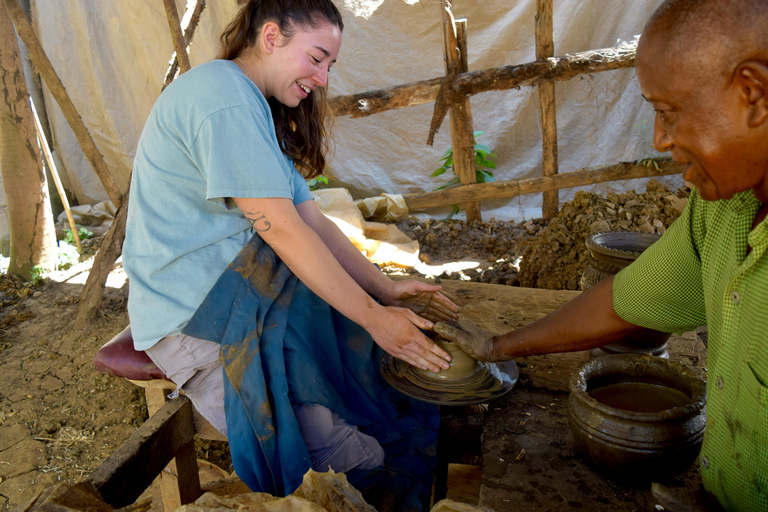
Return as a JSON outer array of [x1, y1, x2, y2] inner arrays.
[[0, 0, 677, 253]]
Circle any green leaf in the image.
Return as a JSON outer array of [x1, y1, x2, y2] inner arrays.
[[431, 167, 448, 177], [474, 144, 492, 154], [441, 148, 453, 159], [473, 131, 485, 137]]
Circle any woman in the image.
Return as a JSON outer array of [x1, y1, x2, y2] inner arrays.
[[123, 0, 458, 509]]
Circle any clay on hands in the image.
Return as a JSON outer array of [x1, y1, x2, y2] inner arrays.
[[433, 319, 508, 362], [399, 291, 460, 323]]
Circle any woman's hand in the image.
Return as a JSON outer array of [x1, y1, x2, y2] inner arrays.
[[383, 280, 460, 323], [366, 306, 452, 373], [433, 319, 508, 362]]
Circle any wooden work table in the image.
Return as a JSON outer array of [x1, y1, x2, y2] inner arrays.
[[432, 279, 708, 511]]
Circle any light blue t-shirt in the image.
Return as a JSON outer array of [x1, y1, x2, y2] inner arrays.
[[124, 60, 314, 350]]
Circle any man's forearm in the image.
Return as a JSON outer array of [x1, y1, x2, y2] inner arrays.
[[491, 276, 653, 358]]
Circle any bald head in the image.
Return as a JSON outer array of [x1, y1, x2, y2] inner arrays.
[[640, 0, 768, 79]]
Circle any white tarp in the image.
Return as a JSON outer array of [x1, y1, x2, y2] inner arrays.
[[0, 0, 680, 249]]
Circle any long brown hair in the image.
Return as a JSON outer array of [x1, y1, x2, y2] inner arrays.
[[218, 0, 343, 179]]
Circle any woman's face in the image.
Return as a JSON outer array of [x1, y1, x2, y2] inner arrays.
[[264, 19, 341, 107]]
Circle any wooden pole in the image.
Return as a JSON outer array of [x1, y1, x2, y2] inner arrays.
[[162, 0, 192, 77], [328, 44, 636, 119], [436, 2, 480, 221], [403, 158, 683, 212], [162, 0, 206, 91], [1, 0, 123, 207], [30, 99, 82, 254], [536, 0, 559, 218]]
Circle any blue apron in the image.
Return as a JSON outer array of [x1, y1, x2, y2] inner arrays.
[[182, 234, 439, 511]]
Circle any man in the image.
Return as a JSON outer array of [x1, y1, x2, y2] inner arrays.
[[437, 0, 768, 510]]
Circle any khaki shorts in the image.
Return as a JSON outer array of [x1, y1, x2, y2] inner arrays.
[[144, 333, 384, 472]]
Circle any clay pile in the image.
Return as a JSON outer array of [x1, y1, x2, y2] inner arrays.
[[517, 179, 689, 290], [395, 179, 689, 291]]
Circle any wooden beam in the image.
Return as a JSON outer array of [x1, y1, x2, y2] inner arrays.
[[88, 397, 199, 508], [163, 0, 191, 74], [328, 43, 636, 119], [162, 0, 205, 90], [403, 158, 683, 212], [536, 0, 558, 219], [440, 12, 480, 221], [1, 0, 123, 206]]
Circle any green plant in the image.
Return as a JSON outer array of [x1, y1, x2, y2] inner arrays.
[[29, 265, 44, 286], [306, 175, 329, 191], [64, 227, 93, 245], [431, 130, 497, 218]]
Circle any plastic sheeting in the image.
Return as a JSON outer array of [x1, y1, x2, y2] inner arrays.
[[1, 0, 681, 248]]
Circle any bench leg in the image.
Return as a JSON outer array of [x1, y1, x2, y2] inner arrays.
[[144, 386, 202, 511]]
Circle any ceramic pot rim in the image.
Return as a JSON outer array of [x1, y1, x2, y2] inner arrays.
[[569, 354, 706, 421], [586, 231, 662, 259]]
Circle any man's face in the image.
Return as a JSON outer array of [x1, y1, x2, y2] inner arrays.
[[636, 36, 767, 201]]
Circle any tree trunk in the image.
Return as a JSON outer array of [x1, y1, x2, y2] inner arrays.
[[0, 5, 56, 279]]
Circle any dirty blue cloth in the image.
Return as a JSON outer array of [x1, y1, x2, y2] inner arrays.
[[181, 234, 439, 511]]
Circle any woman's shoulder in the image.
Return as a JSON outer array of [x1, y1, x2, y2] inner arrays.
[[159, 60, 267, 117]]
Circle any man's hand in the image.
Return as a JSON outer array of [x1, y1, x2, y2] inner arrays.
[[384, 280, 460, 323], [433, 319, 509, 362], [367, 306, 452, 373]]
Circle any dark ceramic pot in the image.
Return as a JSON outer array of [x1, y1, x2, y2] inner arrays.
[[581, 231, 671, 358], [567, 354, 706, 481]]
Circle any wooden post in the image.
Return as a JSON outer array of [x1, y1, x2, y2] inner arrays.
[[30, 100, 82, 254], [1, 0, 123, 207], [162, 0, 192, 76], [536, 0, 558, 219], [162, 0, 206, 91], [439, 2, 481, 221]]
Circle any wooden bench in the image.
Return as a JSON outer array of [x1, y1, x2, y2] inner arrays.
[[92, 326, 228, 510]]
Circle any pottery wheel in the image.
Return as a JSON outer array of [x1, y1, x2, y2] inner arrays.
[[380, 355, 519, 406]]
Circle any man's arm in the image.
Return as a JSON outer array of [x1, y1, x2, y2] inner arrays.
[[437, 276, 657, 361]]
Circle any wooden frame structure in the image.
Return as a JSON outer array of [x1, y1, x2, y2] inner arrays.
[[2, 0, 676, 319], [327, 0, 674, 221]]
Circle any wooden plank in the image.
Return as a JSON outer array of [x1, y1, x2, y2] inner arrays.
[[88, 397, 198, 508], [328, 44, 636, 119], [536, 0, 559, 219], [1, 0, 123, 206], [404, 158, 683, 212]]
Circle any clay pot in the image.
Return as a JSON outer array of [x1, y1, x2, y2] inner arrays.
[[581, 231, 671, 358], [567, 354, 706, 481]]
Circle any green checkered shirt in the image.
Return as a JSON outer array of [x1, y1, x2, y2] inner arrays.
[[614, 188, 768, 512]]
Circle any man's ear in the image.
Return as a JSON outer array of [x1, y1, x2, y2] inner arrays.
[[735, 61, 768, 127], [260, 21, 280, 55]]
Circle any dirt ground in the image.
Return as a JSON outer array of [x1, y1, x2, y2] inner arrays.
[[0, 179, 691, 510]]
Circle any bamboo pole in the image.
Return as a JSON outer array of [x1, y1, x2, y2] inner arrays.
[[1, 0, 123, 207], [328, 43, 636, 119], [436, 3, 480, 221], [30, 99, 82, 254], [404, 159, 683, 212], [162, 0, 206, 91], [163, 0, 191, 75], [536, 0, 559, 219]]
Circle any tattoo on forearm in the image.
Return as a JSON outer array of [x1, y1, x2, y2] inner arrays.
[[242, 209, 271, 232]]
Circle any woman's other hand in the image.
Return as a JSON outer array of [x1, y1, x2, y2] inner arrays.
[[367, 306, 452, 373], [433, 319, 507, 362], [384, 280, 460, 323]]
